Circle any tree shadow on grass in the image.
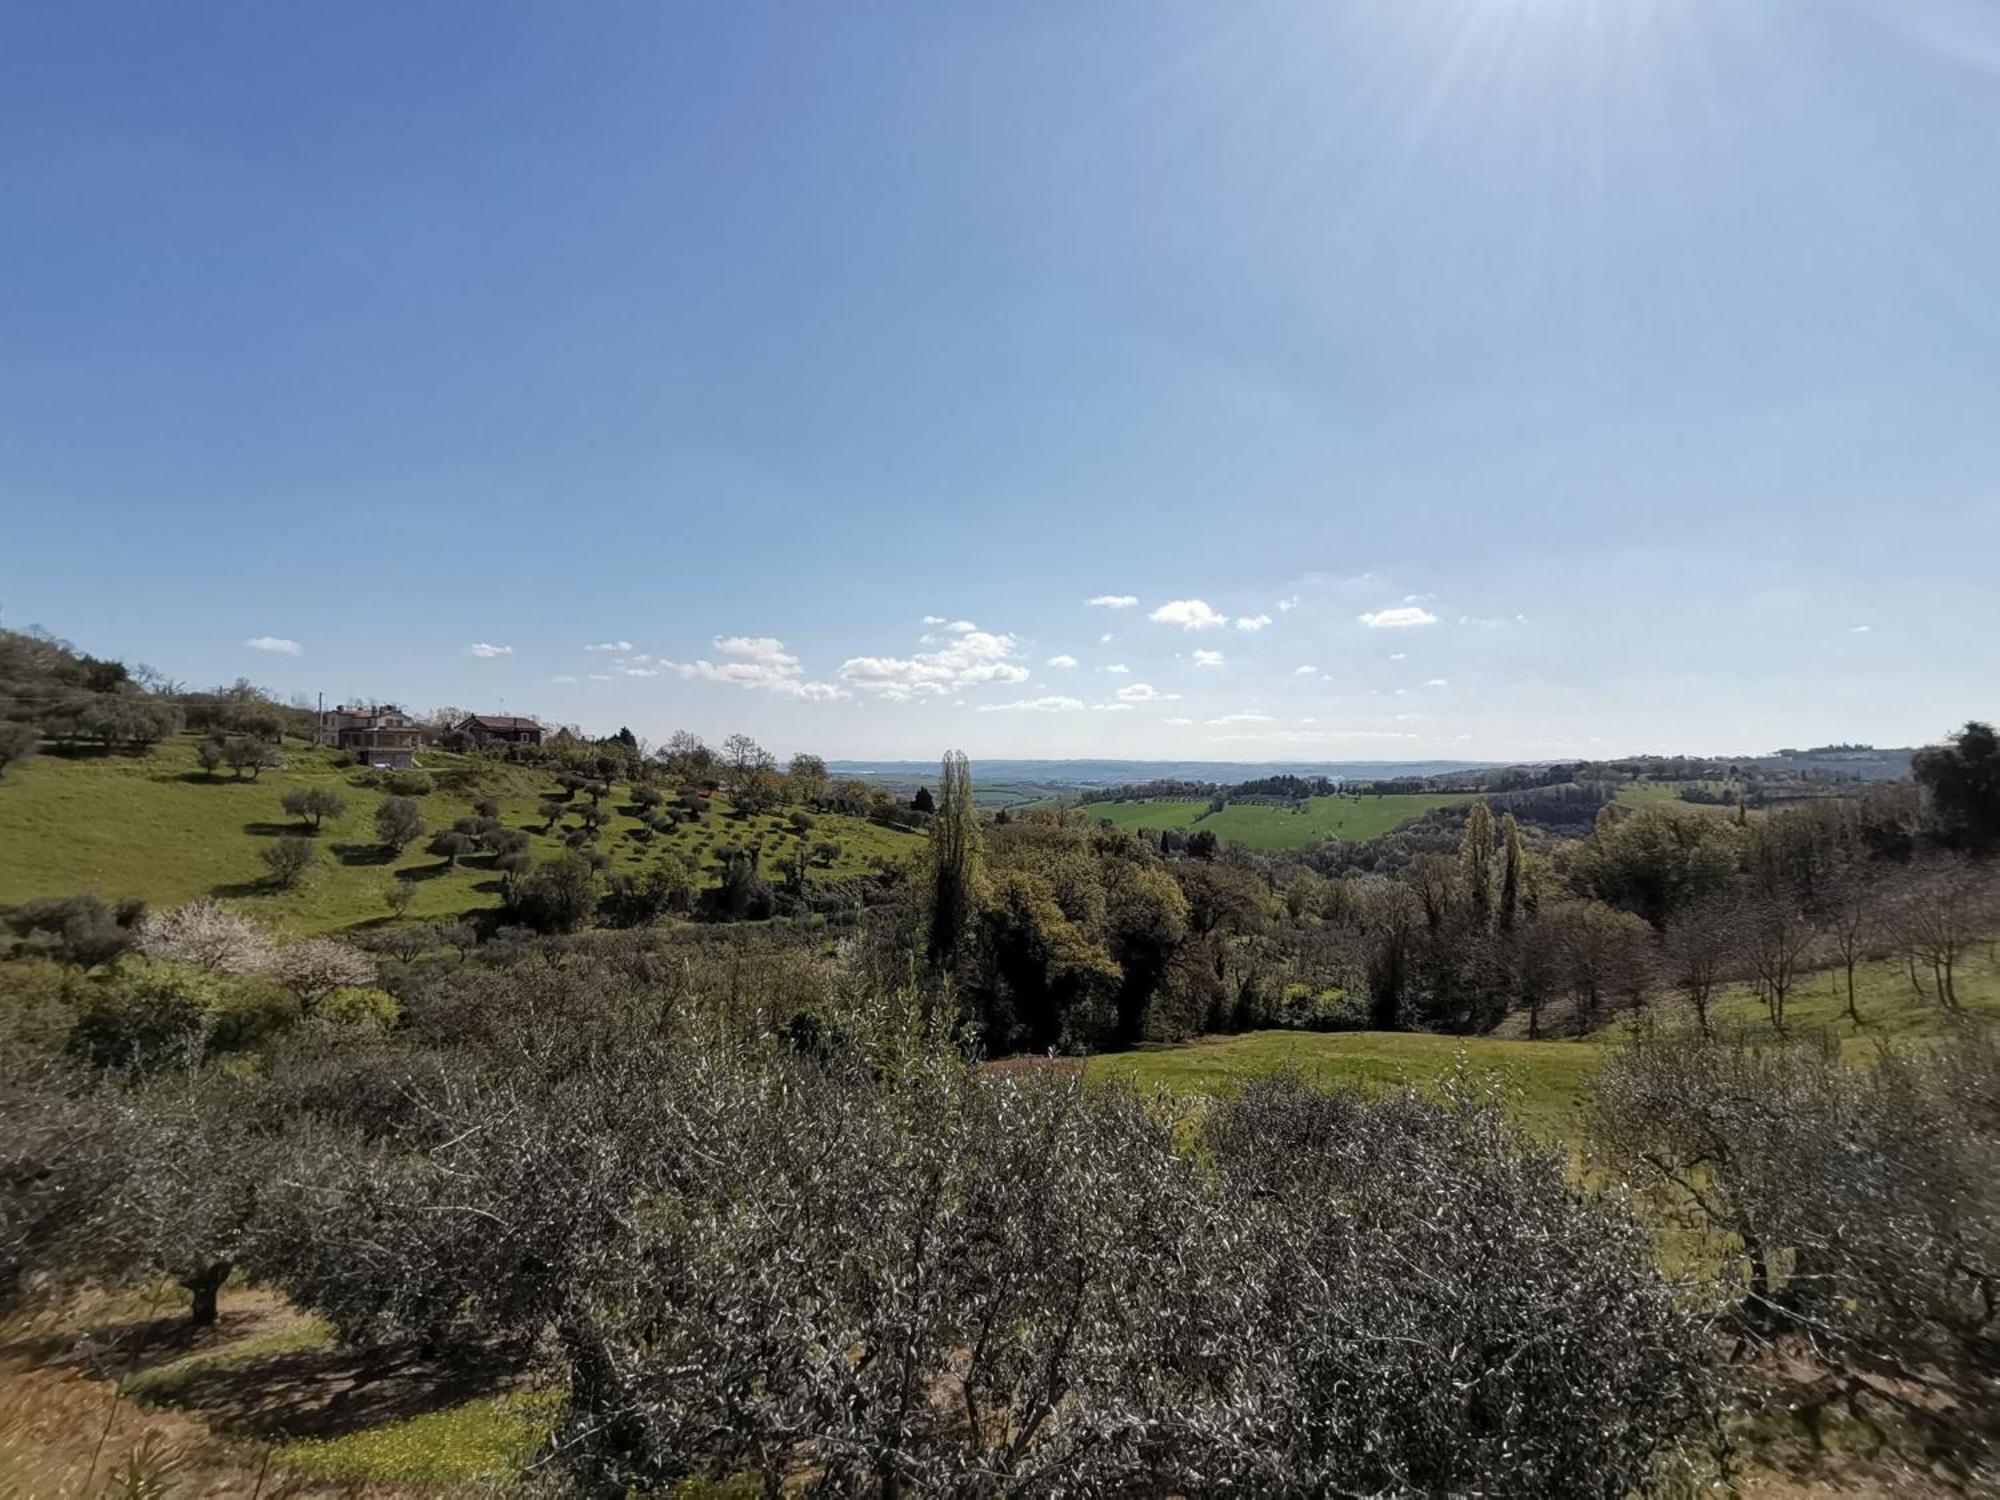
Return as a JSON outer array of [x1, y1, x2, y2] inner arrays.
[[144, 1341, 520, 1442], [210, 879, 282, 899], [38, 1306, 520, 1442], [242, 820, 309, 838], [15, 1303, 268, 1383], [331, 843, 395, 867]]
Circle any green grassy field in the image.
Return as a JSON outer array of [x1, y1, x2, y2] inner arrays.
[[1072, 791, 1471, 849], [0, 736, 922, 936], [1088, 952, 2000, 1142], [1613, 780, 1742, 815], [1090, 1030, 1601, 1139]]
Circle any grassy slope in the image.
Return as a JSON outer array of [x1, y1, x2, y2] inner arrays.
[[1091, 1030, 1599, 1140], [1089, 952, 2000, 1141], [0, 737, 921, 937], [1614, 780, 1742, 815], [1074, 792, 1471, 849]]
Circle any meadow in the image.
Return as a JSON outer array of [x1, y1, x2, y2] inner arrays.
[[1088, 950, 2000, 1142], [0, 736, 921, 936], [1071, 790, 1471, 849]]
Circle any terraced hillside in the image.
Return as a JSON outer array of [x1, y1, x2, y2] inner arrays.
[[0, 737, 922, 936]]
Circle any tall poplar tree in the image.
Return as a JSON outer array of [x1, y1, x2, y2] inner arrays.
[[1459, 802, 1496, 930], [1497, 812, 1525, 935], [926, 750, 982, 972]]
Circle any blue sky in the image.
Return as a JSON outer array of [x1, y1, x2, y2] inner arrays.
[[3, 0, 1996, 762]]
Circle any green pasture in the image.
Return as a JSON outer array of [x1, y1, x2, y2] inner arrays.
[[0, 736, 921, 936], [1072, 791, 1471, 849]]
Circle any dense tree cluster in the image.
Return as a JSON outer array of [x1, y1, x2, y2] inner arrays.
[[3, 954, 1715, 1495]]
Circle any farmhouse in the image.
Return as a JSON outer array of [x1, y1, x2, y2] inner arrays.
[[315, 703, 421, 770], [454, 713, 545, 749]]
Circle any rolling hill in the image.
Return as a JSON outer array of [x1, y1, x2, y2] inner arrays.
[[0, 736, 923, 936]]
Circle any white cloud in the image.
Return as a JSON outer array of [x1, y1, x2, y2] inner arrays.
[[1114, 682, 1181, 703], [1402, 593, 1435, 604], [1293, 664, 1318, 675], [466, 642, 513, 658], [1150, 598, 1228, 630], [588, 673, 613, 682], [921, 615, 948, 626], [663, 635, 847, 700], [837, 624, 1029, 701], [1208, 712, 1274, 725], [1191, 648, 1226, 667], [1093, 702, 1135, 713], [1087, 594, 1138, 609], [1389, 652, 1407, 661], [1235, 614, 1273, 632], [1045, 653, 1079, 668], [1357, 606, 1438, 629], [245, 636, 301, 656], [1424, 678, 1450, 688], [975, 695, 1086, 713], [1100, 633, 1115, 644], [551, 674, 577, 684], [1163, 716, 1194, 726], [1276, 596, 1300, 612], [1104, 663, 1131, 674], [584, 640, 632, 653], [1851, 624, 1873, 634]]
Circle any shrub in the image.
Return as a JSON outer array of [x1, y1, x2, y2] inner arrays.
[[317, 985, 400, 1029], [384, 769, 434, 797], [2, 893, 144, 968], [66, 959, 222, 1073]]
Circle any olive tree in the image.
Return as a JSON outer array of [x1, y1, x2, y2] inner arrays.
[[260, 834, 318, 888], [245, 995, 1715, 1496], [374, 794, 425, 853], [280, 785, 346, 831], [1592, 1026, 2000, 1478]]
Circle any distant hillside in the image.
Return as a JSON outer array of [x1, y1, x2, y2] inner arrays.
[[830, 758, 1506, 807]]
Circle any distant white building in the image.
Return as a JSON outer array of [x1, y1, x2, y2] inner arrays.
[[316, 703, 421, 770]]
